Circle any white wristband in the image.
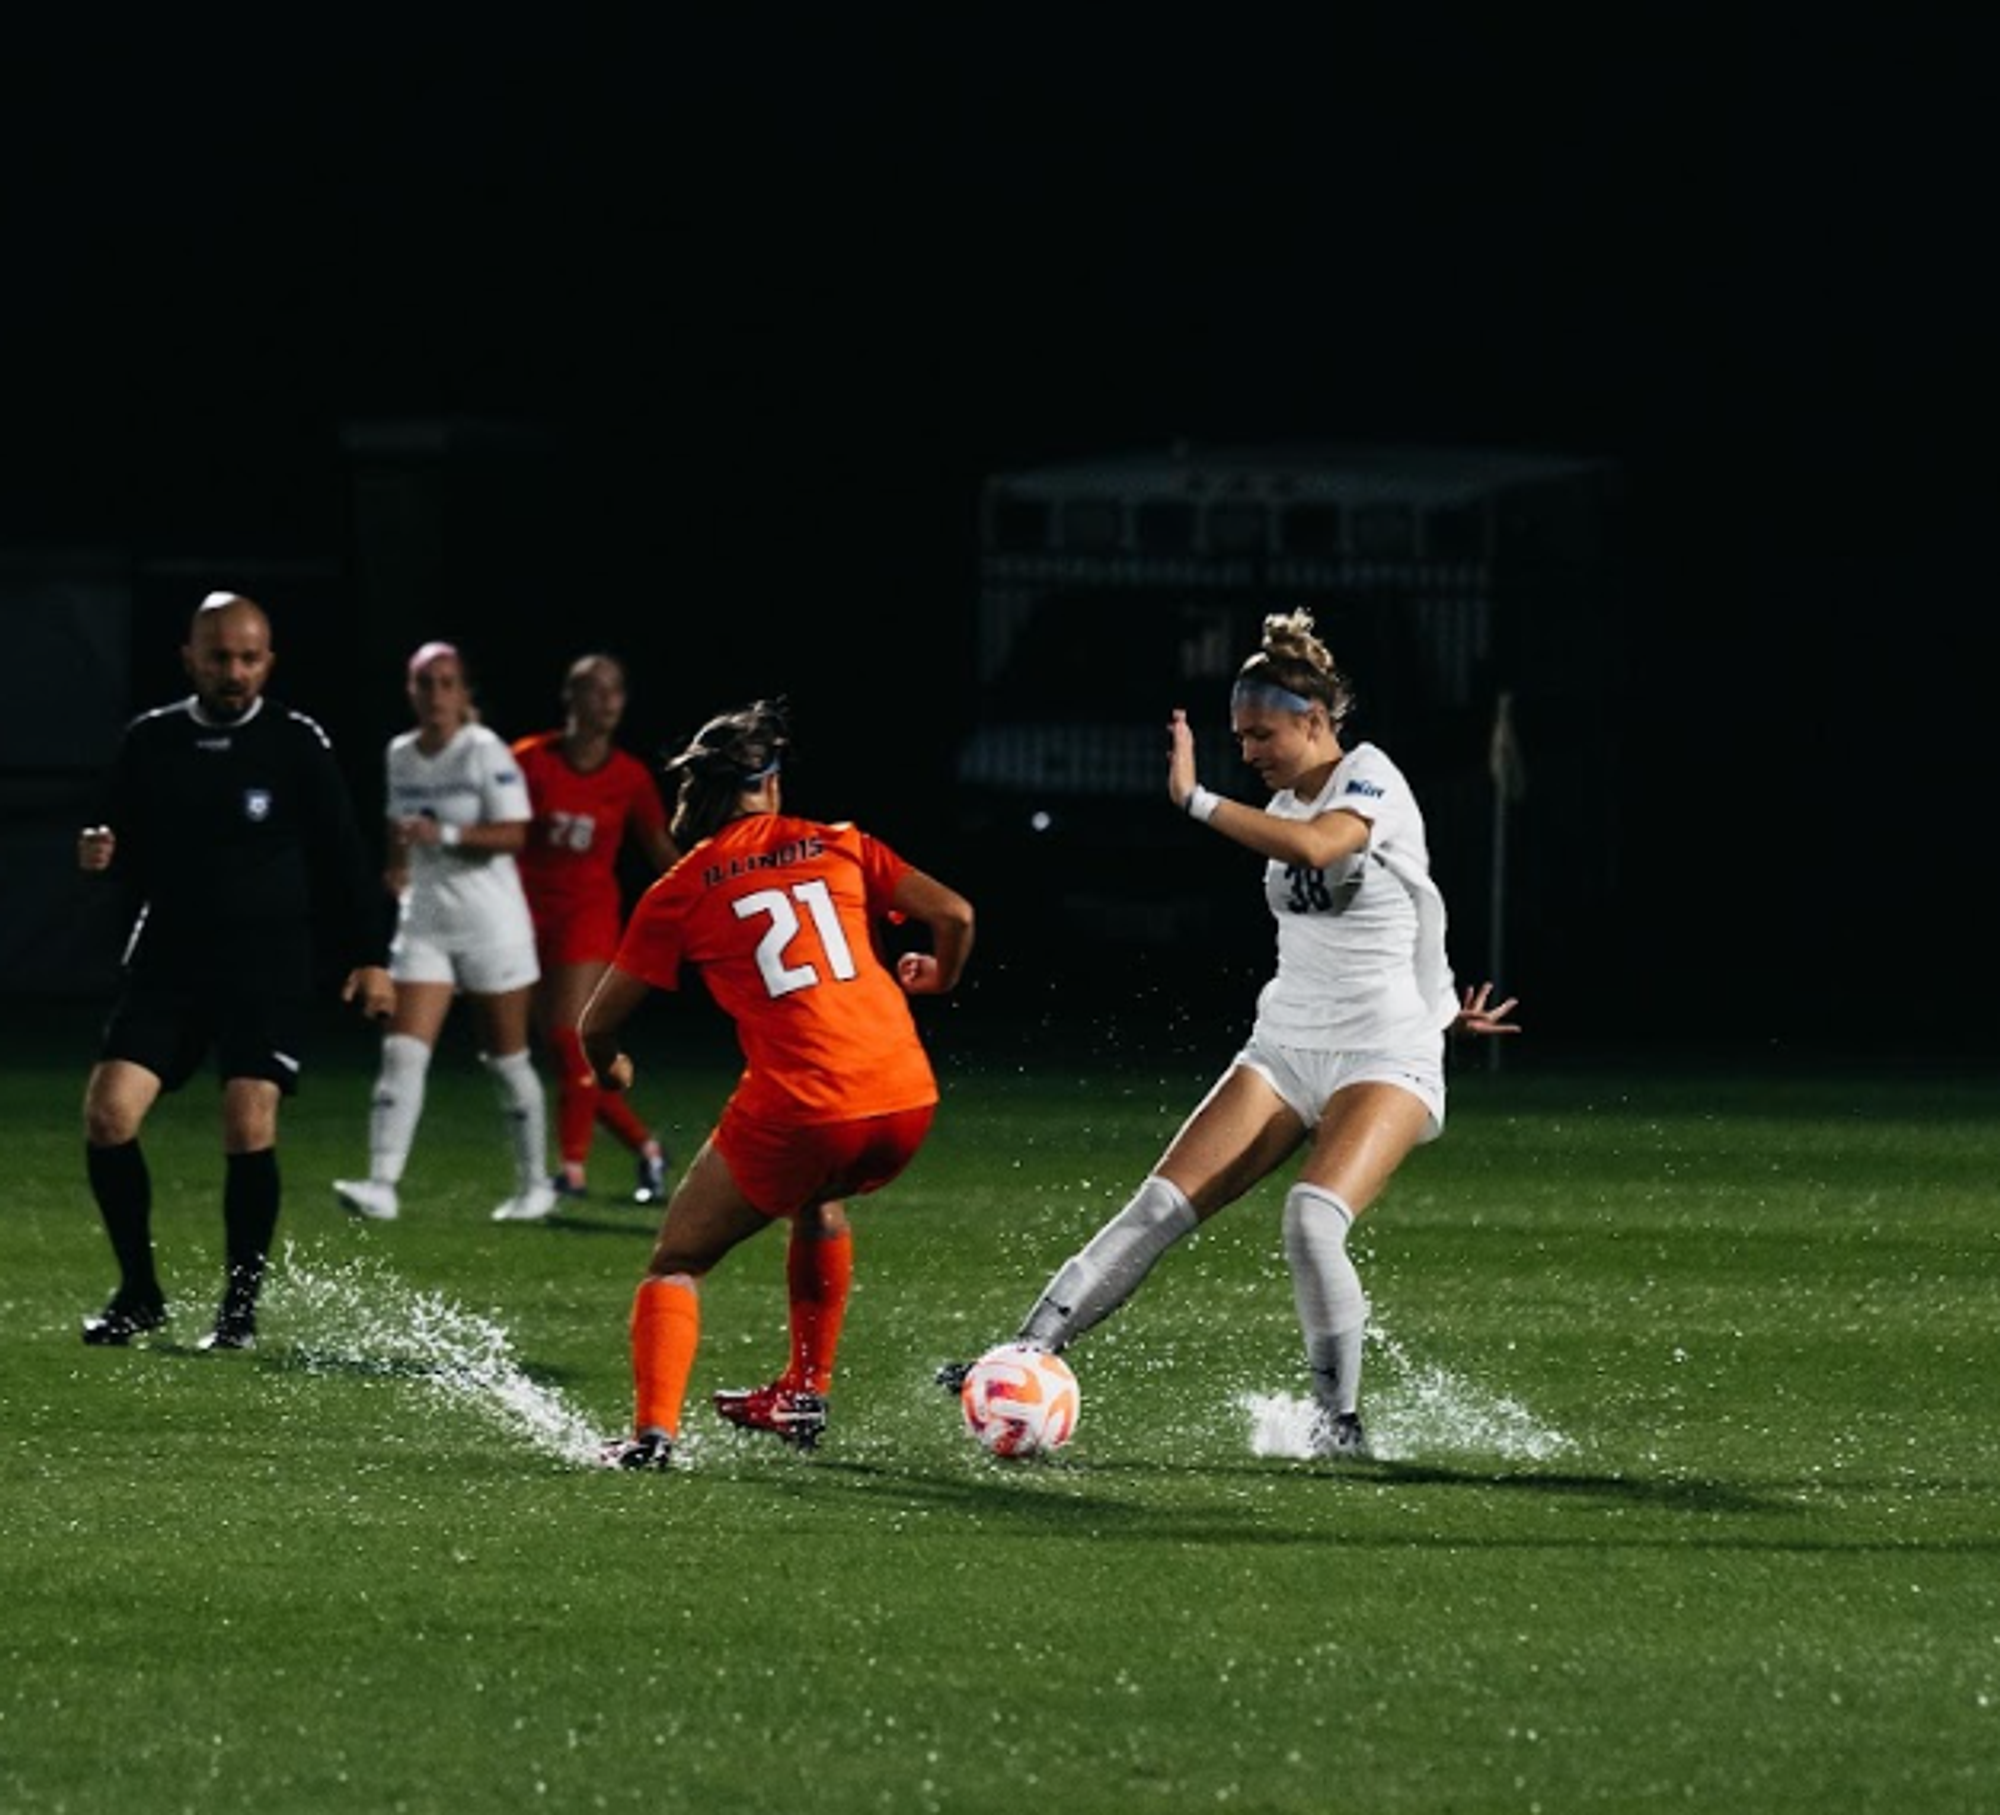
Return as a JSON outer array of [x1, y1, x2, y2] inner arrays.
[[439, 822, 462, 847], [1184, 786, 1221, 824]]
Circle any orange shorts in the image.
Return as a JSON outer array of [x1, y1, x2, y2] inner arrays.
[[715, 1100, 936, 1219], [532, 897, 622, 970]]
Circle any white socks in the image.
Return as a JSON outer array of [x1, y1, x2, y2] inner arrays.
[[367, 1033, 431, 1186], [482, 1049, 548, 1193], [1284, 1182, 1368, 1417], [1018, 1175, 1199, 1351]]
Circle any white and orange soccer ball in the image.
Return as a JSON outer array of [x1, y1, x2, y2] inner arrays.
[[959, 1343, 1080, 1458]]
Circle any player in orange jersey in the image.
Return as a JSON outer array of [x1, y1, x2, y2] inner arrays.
[[580, 698, 974, 1469], [513, 654, 680, 1207]]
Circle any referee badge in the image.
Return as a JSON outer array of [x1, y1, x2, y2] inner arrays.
[[244, 788, 273, 822]]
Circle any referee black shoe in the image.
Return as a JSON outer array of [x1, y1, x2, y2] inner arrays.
[[81, 1293, 167, 1347], [197, 1297, 258, 1352]]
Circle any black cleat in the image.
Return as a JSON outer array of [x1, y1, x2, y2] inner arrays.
[[81, 1294, 167, 1347], [1308, 1410, 1370, 1460], [634, 1149, 671, 1206], [197, 1306, 258, 1352], [601, 1430, 676, 1471], [934, 1359, 972, 1395]]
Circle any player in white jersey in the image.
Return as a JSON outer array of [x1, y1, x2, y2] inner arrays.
[[335, 642, 557, 1224], [942, 609, 1519, 1457]]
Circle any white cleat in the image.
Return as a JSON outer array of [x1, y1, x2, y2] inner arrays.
[[491, 1182, 559, 1223], [335, 1179, 400, 1222]]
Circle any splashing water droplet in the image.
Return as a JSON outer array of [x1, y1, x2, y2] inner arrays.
[[265, 1248, 606, 1465], [1241, 1314, 1576, 1463]]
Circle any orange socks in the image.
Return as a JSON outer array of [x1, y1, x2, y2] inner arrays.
[[629, 1275, 701, 1437], [784, 1226, 853, 1396]]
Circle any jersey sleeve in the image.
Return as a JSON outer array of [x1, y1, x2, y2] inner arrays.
[[613, 870, 690, 992], [854, 828, 913, 915], [482, 731, 534, 825], [95, 719, 151, 927], [1322, 747, 1400, 834], [296, 715, 393, 971]]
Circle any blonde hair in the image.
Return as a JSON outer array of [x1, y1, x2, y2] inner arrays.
[[1235, 609, 1355, 726]]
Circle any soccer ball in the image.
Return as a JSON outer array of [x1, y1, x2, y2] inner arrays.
[[959, 1343, 1079, 1458]]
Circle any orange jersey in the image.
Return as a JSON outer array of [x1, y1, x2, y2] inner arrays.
[[512, 731, 667, 927], [614, 813, 937, 1124]]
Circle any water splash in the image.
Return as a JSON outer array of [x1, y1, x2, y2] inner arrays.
[[1241, 1317, 1575, 1463], [266, 1249, 606, 1466]]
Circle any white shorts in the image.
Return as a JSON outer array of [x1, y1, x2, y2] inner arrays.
[[389, 930, 540, 996], [1232, 1033, 1446, 1143]]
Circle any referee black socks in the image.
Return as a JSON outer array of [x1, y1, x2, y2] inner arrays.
[[85, 1139, 162, 1307]]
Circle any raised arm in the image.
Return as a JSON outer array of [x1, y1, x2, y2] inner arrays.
[[1166, 707, 1369, 869]]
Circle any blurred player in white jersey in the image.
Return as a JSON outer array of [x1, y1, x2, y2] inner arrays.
[[943, 610, 1520, 1456], [335, 641, 556, 1224]]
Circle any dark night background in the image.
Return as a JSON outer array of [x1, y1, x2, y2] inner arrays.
[[1, 10, 1986, 1061]]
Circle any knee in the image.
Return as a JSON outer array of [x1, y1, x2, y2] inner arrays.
[[379, 1032, 432, 1083], [84, 1097, 141, 1148], [83, 1069, 146, 1147]]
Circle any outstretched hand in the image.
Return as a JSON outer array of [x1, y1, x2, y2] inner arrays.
[[1453, 981, 1521, 1036], [1166, 708, 1197, 808]]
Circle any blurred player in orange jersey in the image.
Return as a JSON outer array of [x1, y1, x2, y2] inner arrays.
[[580, 698, 974, 1469], [513, 654, 680, 1206]]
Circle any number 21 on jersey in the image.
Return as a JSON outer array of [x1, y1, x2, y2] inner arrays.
[[734, 881, 859, 998]]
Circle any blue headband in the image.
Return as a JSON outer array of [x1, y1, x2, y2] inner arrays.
[[1231, 679, 1317, 716], [741, 757, 782, 783]]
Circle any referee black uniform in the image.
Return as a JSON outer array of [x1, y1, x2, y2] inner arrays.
[[85, 690, 388, 1346]]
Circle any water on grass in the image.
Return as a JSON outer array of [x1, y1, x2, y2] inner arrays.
[[266, 1249, 606, 1465], [1240, 1315, 1575, 1463]]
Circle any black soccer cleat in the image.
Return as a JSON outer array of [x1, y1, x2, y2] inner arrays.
[[1308, 1410, 1370, 1460], [197, 1304, 258, 1352], [934, 1359, 972, 1395], [601, 1430, 676, 1472], [81, 1294, 167, 1347], [634, 1149, 671, 1206]]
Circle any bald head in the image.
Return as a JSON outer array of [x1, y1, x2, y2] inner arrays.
[[194, 591, 271, 642], [184, 591, 275, 721]]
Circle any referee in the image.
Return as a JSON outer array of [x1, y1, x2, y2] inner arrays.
[[76, 591, 395, 1351]]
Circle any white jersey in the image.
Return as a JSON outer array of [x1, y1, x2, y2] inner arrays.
[[384, 722, 535, 947], [1250, 741, 1457, 1051]]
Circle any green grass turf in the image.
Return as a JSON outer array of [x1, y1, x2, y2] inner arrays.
[[2, 1006, 1997, 1812]]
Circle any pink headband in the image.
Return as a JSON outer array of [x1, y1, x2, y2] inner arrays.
[[407, 640, 460, 680]]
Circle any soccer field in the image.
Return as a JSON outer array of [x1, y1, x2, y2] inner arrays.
[[3, 1009, 1996, 1814]]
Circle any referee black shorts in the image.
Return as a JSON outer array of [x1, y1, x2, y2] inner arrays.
[[101, 973, 311, 1096]]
